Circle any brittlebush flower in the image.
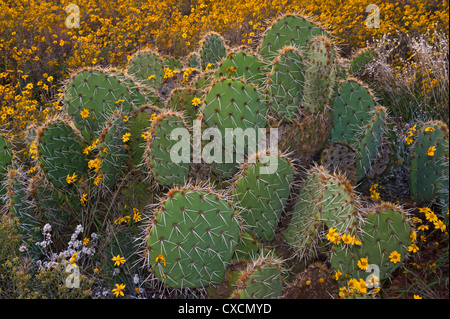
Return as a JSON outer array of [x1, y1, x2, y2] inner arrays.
[[122, 132, 131, 143], [332, 270, 342, 281], [112, 255, 126, 266], [80, 108, 90, 119], [326, 228, 341, 245], [80, 193, 88, 205], [434, 219, 446, 232], [112, 283, 126, 297], [133, 208, 142, 222], [155, 254, 166, 266], [408, 244, 419, 253], [427, 146, 436, 156], [389, 251, 401, 264], [357, 258, 369, 270], [192, 97, 202, 106], [66, 172, 78, 184]]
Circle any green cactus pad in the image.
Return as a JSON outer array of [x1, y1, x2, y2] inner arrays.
[[186, 52, 202, 70], [167, 86, 201, 126], [231, 152, 293, 241], [146, 185, 241, 288], [128, 104, 163, 166], [144, 111, 190, 187], [63, 68, 134, 143], [410, 121, 449, 202], [302, 35, 337, 114], [127, 49, 165, 91], [349, 47, 377, 75], [4, 167, 41, 257], [231, 252, 285, 299], [355, 106, 388, 181], [0, 134, 12, 177], [96, 112, 130, 190], [199, 32, 228, 69], [283, 166, 361, 260], [36, 117, 88, 188], [201, 78, 268, 178], [330, 78, 376, 145], [330, 202, 412, 282], [215, 48, 266, 86], [258, 14, 328, 61], [0, 134, 13, 200], [267, 46, 304, 121]]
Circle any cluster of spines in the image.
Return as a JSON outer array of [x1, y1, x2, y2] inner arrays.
[[143, 183, 242, 289]]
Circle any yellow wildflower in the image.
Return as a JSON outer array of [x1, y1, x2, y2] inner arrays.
[[357, 258, 369, 270], [408, 244, 419, 253], [94, 174, 103, 186], [88, 158, 102, 172], [434, 219, 446, 232], [192, 97, 202, 107], [427, 146, 436, 156], [332, 270, 342, 281], [133, 208, 142, 222], [326, 228, 341, 245], [112, 255, 126, 267], [80, 108, 90, 119], [389, 251, 401, 264], [112, 283, 126, 297], [66, 172, 78, 184], [80, 193, 88, 205], [342, 233, 355, 245], [122, 132, 131, 143], [155, 254, 166, 266]]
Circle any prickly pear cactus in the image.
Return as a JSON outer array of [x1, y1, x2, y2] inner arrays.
[[266, 46, 304, 121], [127, 49, 166, 91], [186, 52, 202, 70], [166, 87, 201, 126], [145, 184, 241, 288], [410, 120, 449, 202], [258, 13, 328, 61], [200, 78, 268, 178], [144, 111, 190, 187], [231, 151, 294, 241], [277, 109, 333, 159], [283, 166, 362, 261], [128, 104, 163, 166], [330, 78, 376, 145], [349, 47, 377, 75], [63, 67, 134, 143], [330, 202, 412, 282], [302, 35, 336, 114], [355, 106, 388, 181], [199, 32, 228, 69], [231, 252, 285, 299], [215, 48, 266, 86], [3, 167, 41, 258], [96, 112, 130, 190], [35, 117, 88, 188]]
